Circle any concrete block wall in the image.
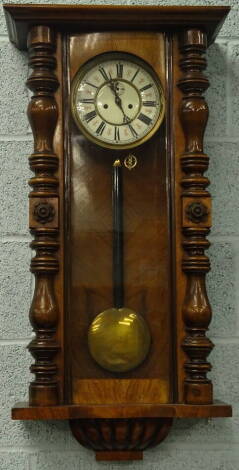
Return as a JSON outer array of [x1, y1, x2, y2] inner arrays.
[[0, 0, 238, 469]]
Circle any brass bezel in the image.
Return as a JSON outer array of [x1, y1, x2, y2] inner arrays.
[[71, 51, 165, 150]]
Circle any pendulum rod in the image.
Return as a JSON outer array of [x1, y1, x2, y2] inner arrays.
[[112, 159, 124, 309], [88, 157, 151, 373]]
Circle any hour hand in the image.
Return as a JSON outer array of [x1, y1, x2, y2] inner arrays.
[[123, 114, 130, 124], [113, 87, 131, 122], [115, 97, 130, 123]]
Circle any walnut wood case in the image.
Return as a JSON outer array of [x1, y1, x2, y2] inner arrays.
[[4, 4, 232, 461]]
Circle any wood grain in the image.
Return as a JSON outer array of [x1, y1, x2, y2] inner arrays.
[[53, 32, 65, 405], [72, 379, 169, 405], [66, 32, 173, 406], [12, 401, 232, 420], [171, 35, 187, 403], [69, 32, 166, 82]]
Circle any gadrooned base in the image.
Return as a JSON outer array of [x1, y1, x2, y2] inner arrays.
[[69, 417, 173, 458]]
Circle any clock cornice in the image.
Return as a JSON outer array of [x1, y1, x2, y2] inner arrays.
[[4, 4, 230, 50]]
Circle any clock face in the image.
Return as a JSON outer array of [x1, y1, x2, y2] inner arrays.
[[71, 52, 165, 149]]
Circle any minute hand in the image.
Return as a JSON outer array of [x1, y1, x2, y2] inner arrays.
[[109, 81, 130, 124]]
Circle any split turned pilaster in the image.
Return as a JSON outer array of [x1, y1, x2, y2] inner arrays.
[[178, 29, 214, 405], [27, 25, 60, 406]]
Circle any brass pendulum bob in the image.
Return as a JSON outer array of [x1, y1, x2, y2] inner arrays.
[[88, 159, 151, 373]]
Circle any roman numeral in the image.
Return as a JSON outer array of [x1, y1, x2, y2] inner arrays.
[[84, 81, 98, 89], [96, 121, 106, 135], [83, 110, 97, 123], [79, 98, 94, 104], [140, 84, 153, 92], [138, 113, 152, 126], [99, 66, 109, 81], [142, 101, 156, 107], [131, 68, 139, 82], [128, 124, 138, 138], [116, 63, 123, 78], [114, 126, 120, 141]]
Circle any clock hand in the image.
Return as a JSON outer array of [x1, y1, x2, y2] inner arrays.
[[114, 94, 130, 123], [108, 80, 131, 123]]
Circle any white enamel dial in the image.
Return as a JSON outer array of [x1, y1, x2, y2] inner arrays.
[[71, 52, 165, 149]]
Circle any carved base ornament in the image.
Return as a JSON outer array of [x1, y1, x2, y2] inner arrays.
[[4, 4, 232, 461]]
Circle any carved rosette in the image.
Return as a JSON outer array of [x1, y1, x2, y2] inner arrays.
[[178, 29, 214, 404], [33, 201, 55, 224], [27, 25, 60, 406]]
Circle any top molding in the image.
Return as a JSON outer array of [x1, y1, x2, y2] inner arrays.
[[4, 4, 230, 50]]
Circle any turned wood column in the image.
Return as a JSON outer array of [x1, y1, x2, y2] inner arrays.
[[27, 26, 60, 406], [178, 29, 214, 405]]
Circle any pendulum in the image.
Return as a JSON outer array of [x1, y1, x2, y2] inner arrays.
[[88, 158, 151, 373]]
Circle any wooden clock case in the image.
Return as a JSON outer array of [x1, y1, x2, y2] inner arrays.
[[4, 4, 232, 461]]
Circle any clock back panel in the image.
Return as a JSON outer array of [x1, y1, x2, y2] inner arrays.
[[65, 32, 174, 405]]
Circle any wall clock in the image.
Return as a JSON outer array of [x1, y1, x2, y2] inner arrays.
[[71, 51, 165, 149], [4, 4, 232, 462]]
